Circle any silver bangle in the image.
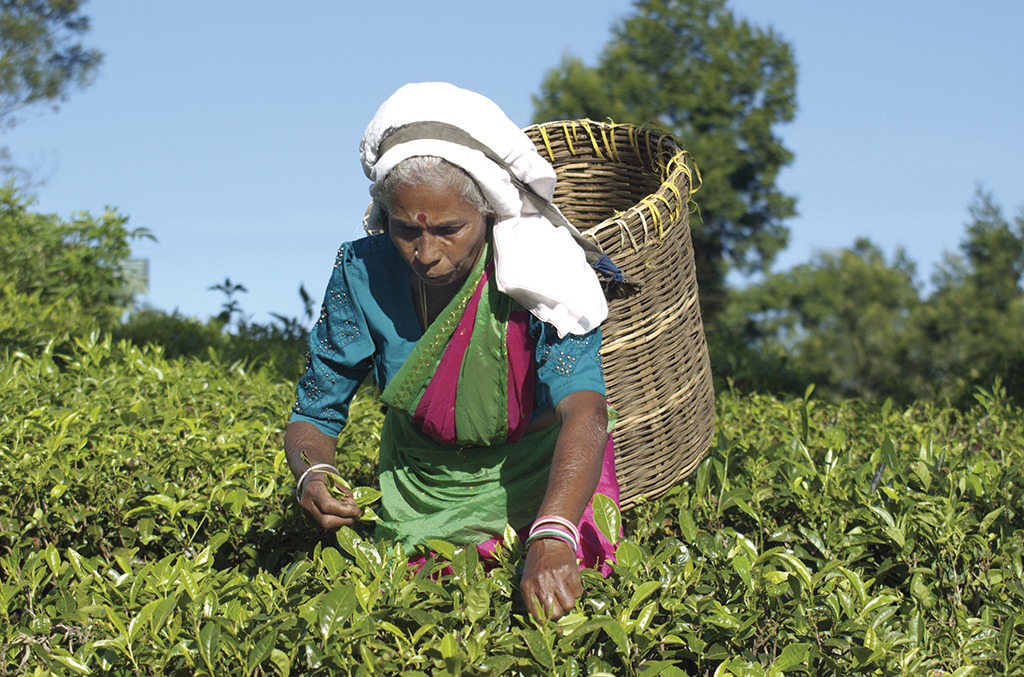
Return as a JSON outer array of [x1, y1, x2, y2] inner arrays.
[[295, 463, 339, 502]]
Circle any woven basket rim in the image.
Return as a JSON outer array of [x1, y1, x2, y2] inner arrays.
[[524, 120, 701, 253]]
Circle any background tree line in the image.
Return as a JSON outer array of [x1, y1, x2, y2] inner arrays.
[[716, 189, 1024, 407], [3, 0, 1023, 409], [532, 0, 1024, 408]]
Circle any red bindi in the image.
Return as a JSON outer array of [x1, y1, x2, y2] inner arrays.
[[416, 213, 427, 225]]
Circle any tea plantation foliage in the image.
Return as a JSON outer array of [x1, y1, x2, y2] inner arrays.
[[3, 185, 1024, 674], [3, 333, 1023, 676]]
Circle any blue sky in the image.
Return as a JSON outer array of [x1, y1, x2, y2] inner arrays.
[[7, 1, 1024, 325]]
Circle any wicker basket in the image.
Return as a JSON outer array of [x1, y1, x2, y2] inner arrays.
[[524, 120, 715, 509]]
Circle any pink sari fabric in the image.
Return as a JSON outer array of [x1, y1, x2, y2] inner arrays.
[[411, 266, 486, 443], [410, 262, 534, 446]]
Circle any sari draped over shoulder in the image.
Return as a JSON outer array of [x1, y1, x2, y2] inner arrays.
[[376, 244, 619, 571]]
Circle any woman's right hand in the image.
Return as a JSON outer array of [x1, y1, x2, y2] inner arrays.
[[298, 476, 362, 529]]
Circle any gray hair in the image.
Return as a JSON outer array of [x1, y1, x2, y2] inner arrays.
[[375, 156, 492, 216]]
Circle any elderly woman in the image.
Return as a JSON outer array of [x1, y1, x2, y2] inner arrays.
[[285, 83, 620, 620]]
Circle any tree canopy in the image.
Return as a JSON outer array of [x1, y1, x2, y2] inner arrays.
[[722, 189, 1024, 407], [916, 190, 1024, 405], [723, 239, 923, 402], [0, 0, 102, 126], [532, 0, 798, 315], [0, 184, 145, 352]]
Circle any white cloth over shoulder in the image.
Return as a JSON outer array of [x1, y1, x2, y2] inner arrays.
[[359, 82, 607, 337]]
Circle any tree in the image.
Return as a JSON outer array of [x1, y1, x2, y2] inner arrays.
[[0, 0, 102, 125], [723, 239, 924, 401], [1, 0, 102, 177], [532, 0, 797, 317], [0, 184, 146, 352], [721, 190, 1024, 407], [916, 189, 1024, 405]]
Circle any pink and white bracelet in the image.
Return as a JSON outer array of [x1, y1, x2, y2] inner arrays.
[[526, 515, 581, 554]]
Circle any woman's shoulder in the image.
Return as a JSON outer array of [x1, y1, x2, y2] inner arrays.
[[331, 234, 406, 288], [328, 233, 411, 326], [336, 233, 399, 268]]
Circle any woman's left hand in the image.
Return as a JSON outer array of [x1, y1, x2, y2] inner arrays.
[[520, 538, 583, 620]]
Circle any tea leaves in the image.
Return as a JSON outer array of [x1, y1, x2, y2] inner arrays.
[[2, 336, 1023, 674]]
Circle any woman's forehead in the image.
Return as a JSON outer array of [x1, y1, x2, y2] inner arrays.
[[389, 182, 480, 223]]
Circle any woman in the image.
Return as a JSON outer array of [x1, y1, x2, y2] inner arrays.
[[285, 83, 620, 620]]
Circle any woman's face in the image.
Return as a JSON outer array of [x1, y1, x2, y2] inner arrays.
[[387, 182, 488, 288]]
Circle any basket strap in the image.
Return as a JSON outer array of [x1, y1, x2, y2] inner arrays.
[[377, 121, 641, 299]]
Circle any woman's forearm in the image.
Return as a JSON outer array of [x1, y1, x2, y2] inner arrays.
[[537, 389, 608, 523], [520, 388, 608, 620], [286, 420, 361, 528], [284, 420, 339, 483]]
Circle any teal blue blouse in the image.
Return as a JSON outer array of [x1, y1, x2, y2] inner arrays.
[[291, 234, 605, 438]]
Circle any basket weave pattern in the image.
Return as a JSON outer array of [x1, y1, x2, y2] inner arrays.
[[525, 121, 716, 509]]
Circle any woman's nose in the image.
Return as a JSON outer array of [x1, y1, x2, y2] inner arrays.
[[416, 235, 440, 264]]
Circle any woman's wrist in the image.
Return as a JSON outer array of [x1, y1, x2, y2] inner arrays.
[[526, 514, 581, 554], [295, 462, 340, 502], [526, 535, 576, 555]]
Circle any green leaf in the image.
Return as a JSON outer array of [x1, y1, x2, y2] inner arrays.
[[523, 628, 555, 671], [884, 525, 906, 549], [426, 539, 458, 561], [772, 552, 813, 593], [910, 572, 936, 610], [502, 523, 521, 551], [980, 507, 1004, 532], [909, 460, 932, 491], [334, 528, 364, 560], [880, 436, 902, 482], [603, 621, 630, 656], [178, 568, 199, 601], [592, 493, 621, 546], [246, 630, 277, 674], [43, 543, 61, 577], [615, 540, 644, 573], [198, 621, 221, 673], [352, 485, 383, 508], [774, 642, 811, 671], [480, 655, 516, 675], [678, 508, 698, 542], [635, 601, 657, 633], [465, 582, 490, 624], [999, 613, 1022, 669], [269, 648, 291, 677], [321, 546, 346, 577], [318, 585, 356, 640], [732, 555, 752, 592], [440, 632, 460, 659], [556, 612, 589, 635], [105, 605, 128, 637], [149, 596, 178, 636], [50, 652, 91, 675], [706, 611, 740, 630], [640, 661, 687, 676], [628, 581, 662, 614]]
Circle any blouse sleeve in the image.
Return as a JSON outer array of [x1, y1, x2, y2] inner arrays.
[[531, 319, 606, 411], [290, 244, 376, 438]]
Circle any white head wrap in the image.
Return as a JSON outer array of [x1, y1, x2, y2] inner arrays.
[[360, 82, 607, 337]]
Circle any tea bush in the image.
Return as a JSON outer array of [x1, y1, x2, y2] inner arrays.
[[2, 336, 1022, 675]]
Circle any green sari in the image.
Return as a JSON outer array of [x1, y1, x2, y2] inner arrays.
[[374, 242, 620, 569]]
